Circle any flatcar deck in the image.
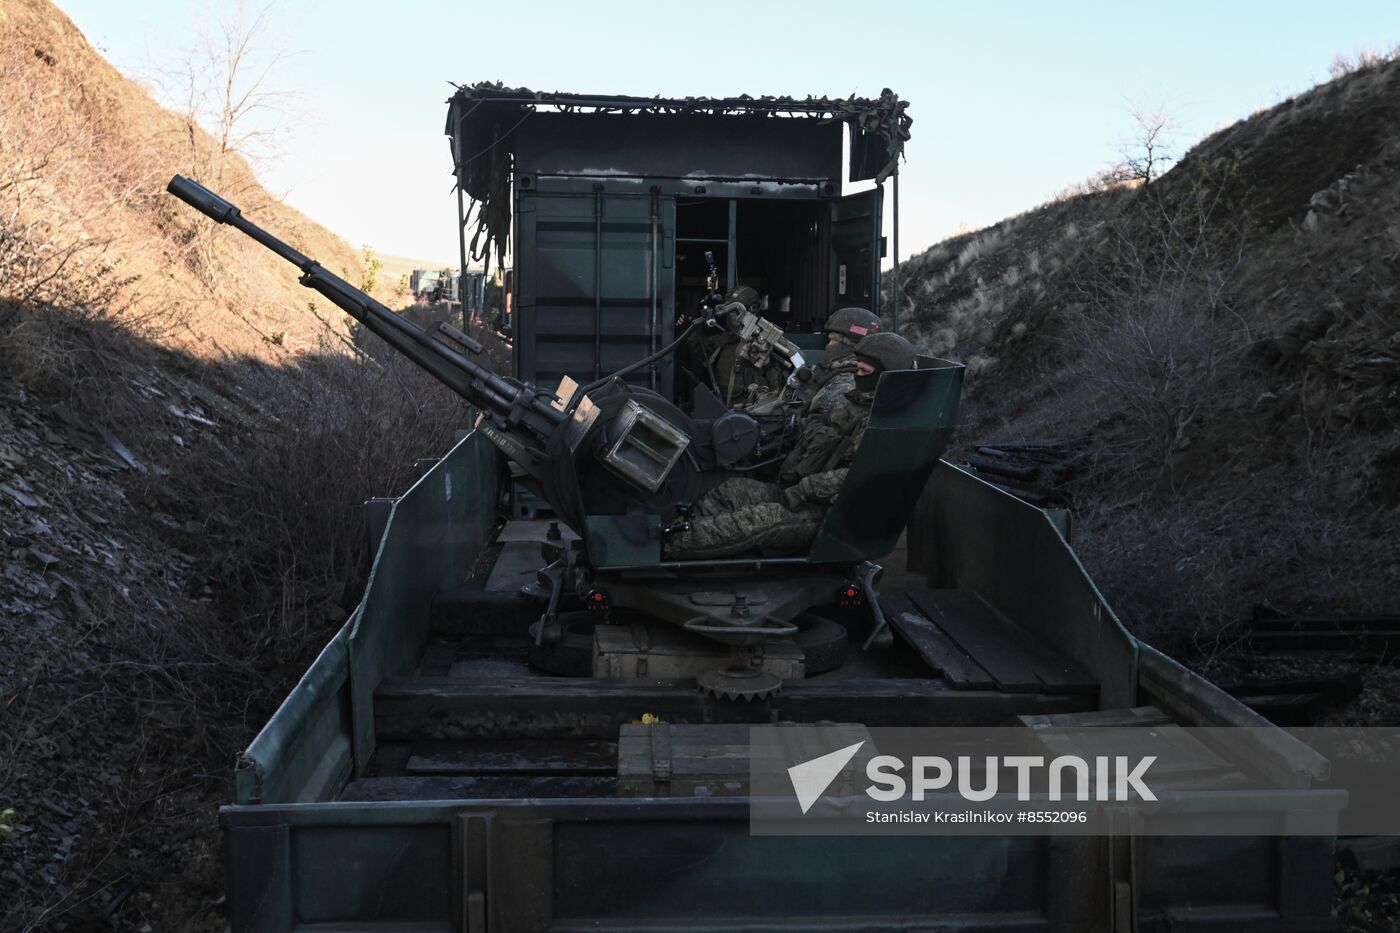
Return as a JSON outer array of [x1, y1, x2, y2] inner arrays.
[[343, 521, 1101, 801]]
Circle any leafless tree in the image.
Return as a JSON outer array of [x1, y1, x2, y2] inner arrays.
[[158, 2, 295, 286], [175, 2, 293, 185], [1121, 102, 1179, 187]]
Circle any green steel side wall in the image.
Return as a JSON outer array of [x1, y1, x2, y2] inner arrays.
[[346, 431, 498, 774], [909, 462, 1139, 708], [234, 431, 498, 805], [907, 464, 1329, 781], [221, 798, 1337, 932]]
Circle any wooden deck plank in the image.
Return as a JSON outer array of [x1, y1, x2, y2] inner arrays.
[[1019, 706, 1172, 730], [904, 589, 1047, 692], [341, 774, 616, 801], [417, 640, 458, 677], [907, 589, 1096, 694], [374, 676, 1094, 740], [405, 739, 617, 775], [882, 593, 996, 689]]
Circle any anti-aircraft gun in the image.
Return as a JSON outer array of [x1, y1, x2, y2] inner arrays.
[[167, 175, 964, 699], [167, 176, 742, 524]]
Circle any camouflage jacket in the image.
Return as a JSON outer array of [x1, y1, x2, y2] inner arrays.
[[801, 368, 856, 420], [777, 388, 873, 489]]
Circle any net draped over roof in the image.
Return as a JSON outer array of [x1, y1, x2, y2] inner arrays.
[[445, 83, 912, 274]]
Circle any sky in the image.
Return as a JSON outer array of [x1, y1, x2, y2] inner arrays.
[[60, 0, 1400, 267]]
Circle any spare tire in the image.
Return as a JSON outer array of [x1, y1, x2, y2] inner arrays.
[[793, 615, 850, 675], [527, 611, 597, 677]]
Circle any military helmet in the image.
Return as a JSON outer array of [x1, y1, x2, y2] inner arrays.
[[824, 307, 881, 342], [723, 285, 760, 309], [853, 332, 916, 374]]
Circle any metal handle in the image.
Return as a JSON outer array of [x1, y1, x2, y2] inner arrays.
[[683, 618, 799, 637]]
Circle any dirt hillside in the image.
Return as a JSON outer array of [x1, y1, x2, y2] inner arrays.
[[0, 2, 465, 929], [887, 56, 1400, 700], [0, 0, 378, 355]]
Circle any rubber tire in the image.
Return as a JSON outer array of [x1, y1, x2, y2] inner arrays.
[[793, 614, 850, 675], [527, 611, 597, 677]]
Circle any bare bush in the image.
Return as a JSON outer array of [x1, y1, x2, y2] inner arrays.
[[210, 339, 463, 657], [1076, 430, 1400, 662], [1067, 163, 1250, 476], [170, 1, 292, 188], [1051, 104, 1179, 202]]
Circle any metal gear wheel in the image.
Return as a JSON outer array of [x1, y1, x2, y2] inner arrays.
[[697, 666, 782, 701]]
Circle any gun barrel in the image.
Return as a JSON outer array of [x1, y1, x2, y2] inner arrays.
[[168, 174, 314, 269], [166, 175, 563, 432]]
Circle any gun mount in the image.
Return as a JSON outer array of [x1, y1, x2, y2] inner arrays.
[[167, 175, 963, 697]]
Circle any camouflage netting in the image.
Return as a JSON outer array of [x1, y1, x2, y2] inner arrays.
[[445, 81, 912, 275]]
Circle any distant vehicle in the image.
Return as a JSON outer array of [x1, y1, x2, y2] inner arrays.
[[409, 267, 440, 299]]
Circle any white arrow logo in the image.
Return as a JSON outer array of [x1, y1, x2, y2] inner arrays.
[[787, 741, 865, 814]]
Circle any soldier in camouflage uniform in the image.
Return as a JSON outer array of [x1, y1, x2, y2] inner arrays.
[[686, 285, 788, 407], [665, 332, 917, 560], [801, 306, 881, 420]]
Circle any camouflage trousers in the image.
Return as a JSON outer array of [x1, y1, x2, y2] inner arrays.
[[663, 477, 825, 560]]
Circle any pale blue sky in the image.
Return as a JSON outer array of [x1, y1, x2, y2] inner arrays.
[[61, 0, 1400, 264]]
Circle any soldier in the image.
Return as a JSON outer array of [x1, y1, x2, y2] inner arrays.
[[802, 306, 881, 419], [686, 285, 789, 407], [664, 332, 917, 560]]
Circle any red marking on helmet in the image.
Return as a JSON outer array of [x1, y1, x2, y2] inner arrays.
[[848, 324, 869, 336]]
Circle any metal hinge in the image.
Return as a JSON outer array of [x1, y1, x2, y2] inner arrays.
[[633, 623, 651, 678], [650, 722, 672, 781], [458, 814, 490, 933], [1107, 809, 1139, 932]]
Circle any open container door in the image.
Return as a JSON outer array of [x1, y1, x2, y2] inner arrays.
[[829, 187, 884, 314]]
